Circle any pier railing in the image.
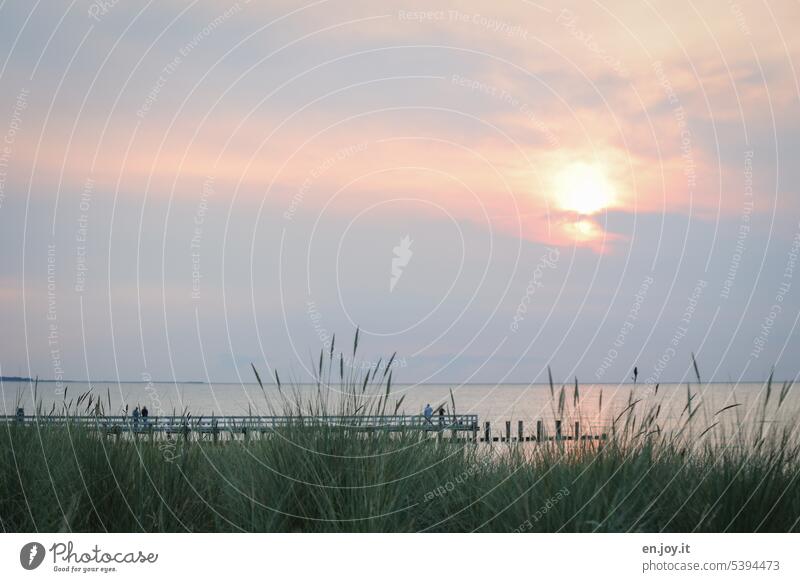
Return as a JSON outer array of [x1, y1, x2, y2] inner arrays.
[[0, 413, 479, 435], [1, 413, 609, 442]]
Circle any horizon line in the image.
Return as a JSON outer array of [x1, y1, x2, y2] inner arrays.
[[0, 377, 784, 386]]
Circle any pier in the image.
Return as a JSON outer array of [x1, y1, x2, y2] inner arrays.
[[1, 412, 480, 441], [1, 412, 607, 442]]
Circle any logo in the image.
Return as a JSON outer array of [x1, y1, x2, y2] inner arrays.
[[20, 542, 46, 570], [390, 235, 414, 292]]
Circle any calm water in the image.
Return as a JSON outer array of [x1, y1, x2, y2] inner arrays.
[[2, 380, 797, 434]]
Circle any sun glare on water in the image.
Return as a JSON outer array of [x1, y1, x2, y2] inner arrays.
[[553, 162, 616, 215]]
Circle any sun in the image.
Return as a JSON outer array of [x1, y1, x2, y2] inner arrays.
[[553, 162, 616, 215]]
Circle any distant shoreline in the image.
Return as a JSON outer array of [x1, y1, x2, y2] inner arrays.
[[0, 377, 786, 385], [0, 377, 206, 385]]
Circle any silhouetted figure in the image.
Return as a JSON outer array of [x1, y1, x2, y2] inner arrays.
[[423, 403, 433, 423], [438, 407, 445, 429], [633, 366, 638, 384], [132, 406, 140, 429], [141, 406, 149, 426]]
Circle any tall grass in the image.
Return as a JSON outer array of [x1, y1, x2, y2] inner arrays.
[[1, 334, 798, 532]]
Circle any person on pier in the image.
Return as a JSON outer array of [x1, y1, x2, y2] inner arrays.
[[423, 403, 433, 423]]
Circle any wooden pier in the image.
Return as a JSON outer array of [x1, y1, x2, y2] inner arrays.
[[0, 412, 480, 441], [1, 412, 607, 443]]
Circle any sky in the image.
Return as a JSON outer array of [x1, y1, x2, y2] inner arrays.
[[0, 0, 799, 386]]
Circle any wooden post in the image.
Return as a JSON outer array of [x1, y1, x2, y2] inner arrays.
[[504, 421, 510, 442], [518, 420, 524, 442], [574, 421, 580, 441], [555, 420, 562, 440], [484, 421, 491, 444], [472, 421, 478, 443], [536, 419, 543, 442]]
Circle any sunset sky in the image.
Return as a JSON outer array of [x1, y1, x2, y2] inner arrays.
[[1, 0, 799, 385]]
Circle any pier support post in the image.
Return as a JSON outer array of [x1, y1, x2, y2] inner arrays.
[[505, 421, 511, 442], [484, 421, 491, 444], [518, 420, 524, 442], [575, 421, 580, 441], [555, 420, 562, 440], [536, 420, 543, 442]]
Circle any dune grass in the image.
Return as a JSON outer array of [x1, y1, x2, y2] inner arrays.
[[1, 336, 798, 532]]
